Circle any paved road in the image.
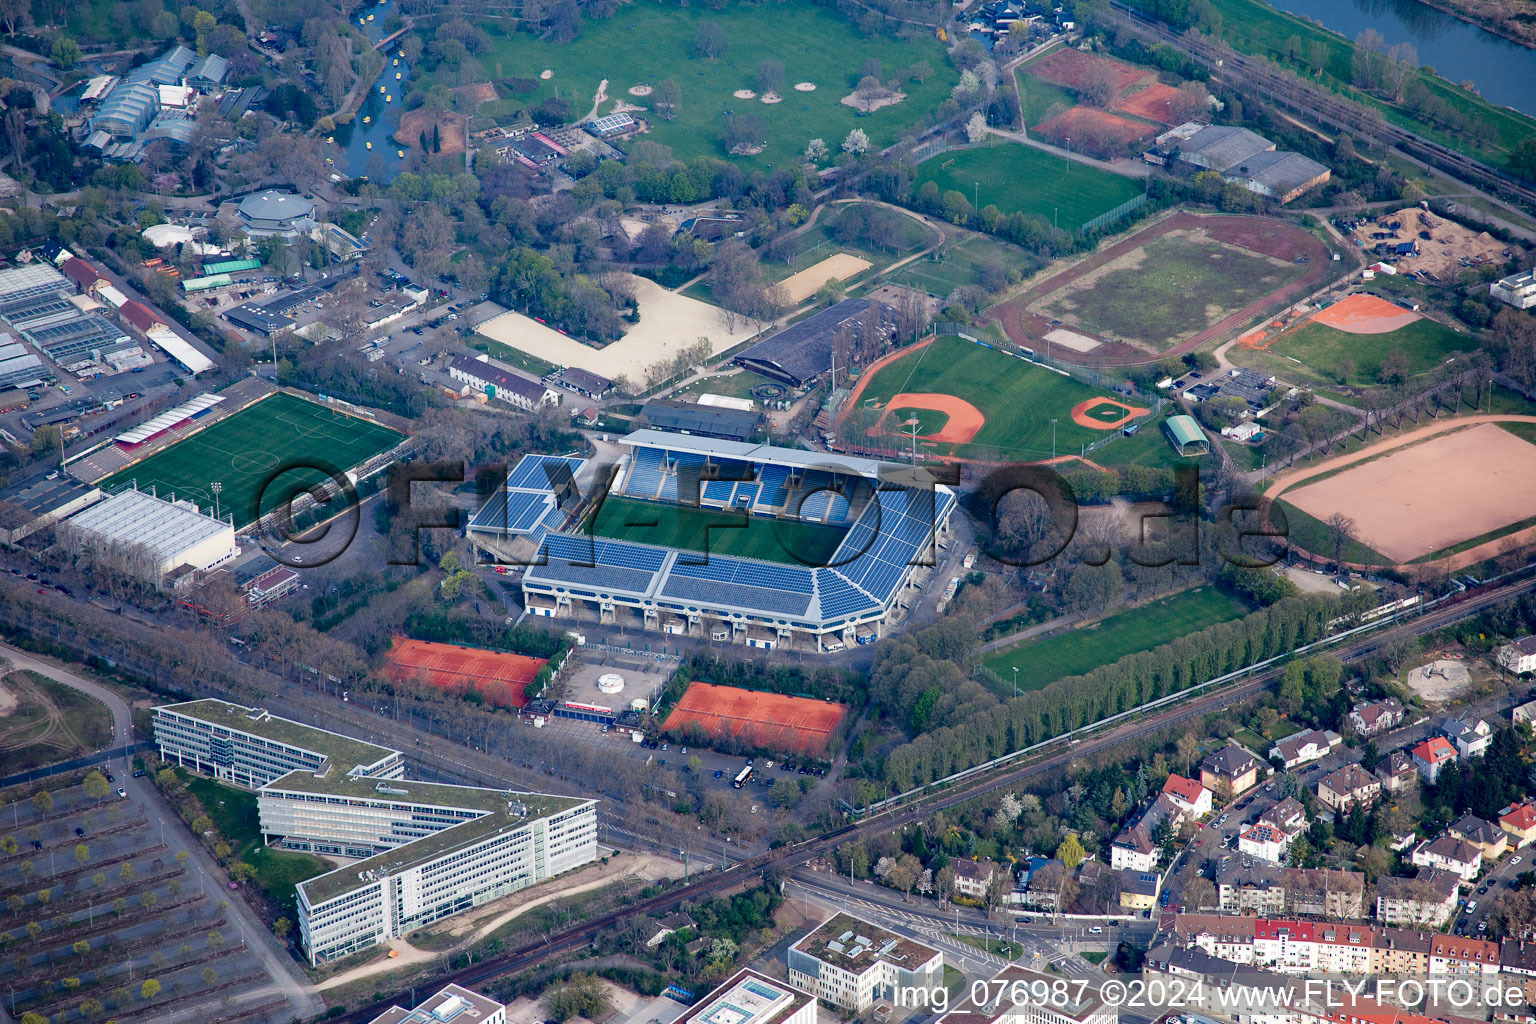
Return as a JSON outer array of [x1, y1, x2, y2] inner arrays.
[[0, 642, 323, 1024]]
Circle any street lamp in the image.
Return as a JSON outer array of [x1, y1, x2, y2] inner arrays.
[[1012, 666, 1019, 698], [1051, 419, 1058, 460], [211, 481, 223, 522]]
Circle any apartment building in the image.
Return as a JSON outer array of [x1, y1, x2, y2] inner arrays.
[[1448, 813, 1509, 861], [1201, 743, 1261, 798], [1443, 715, 1493, 759], [1161, 774, 1213, 818], [1348, 698, 1405, 737], [153, 699, 403, 788], [1500, 802, 1536, 847], [1270, 729, 1340, 769], [1373, 871, 1460, 928], [1315, 764, 1381, 811], [787, 913, 942, 1012], [1411, 737, 1457, 783], [1409, 835, 1482, 882]]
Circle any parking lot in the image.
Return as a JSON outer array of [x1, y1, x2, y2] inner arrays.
[[0, 768, 290, 1023]]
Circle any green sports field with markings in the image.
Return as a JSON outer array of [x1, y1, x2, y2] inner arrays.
[[101, 392, 404, 529]]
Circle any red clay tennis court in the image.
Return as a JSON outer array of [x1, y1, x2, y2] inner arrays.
[[385, 637, 545, 710], [663, 682, 846, 755]]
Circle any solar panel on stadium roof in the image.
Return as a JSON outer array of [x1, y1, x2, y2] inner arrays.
[[504, 491, 552, 532], [506, 454, 585, 491]]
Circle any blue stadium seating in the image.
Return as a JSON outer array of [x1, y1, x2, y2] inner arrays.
[[625, 447, 667, 497], [755, 464, 791, 509]]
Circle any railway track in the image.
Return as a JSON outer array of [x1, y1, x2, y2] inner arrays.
[[1106, 4, 1536, 210], [328, 574, 1533, 1023]]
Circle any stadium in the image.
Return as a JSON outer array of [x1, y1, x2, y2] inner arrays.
[[467, 432, 957, 651]]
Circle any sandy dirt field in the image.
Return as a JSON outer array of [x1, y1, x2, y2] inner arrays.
[[840, 89, 906, 113], [778, 253, 873, 303], [476, 275, 760, 382], [1114, 82, 1183, 124], [0, 677, 16, 717], [1044, 327, 1101, 352], [1406, 657, 1471, 701], [1033, 105, 1156, 147], [1283, 565, 1354, 595], [395, 108, 467, 155], [1282, 421, 1536, 562], [1350, 206, 1504, 278], [1311, 293, 1422, 333], [872, 392, 986, 444], [1027, 48, 1153, 93]]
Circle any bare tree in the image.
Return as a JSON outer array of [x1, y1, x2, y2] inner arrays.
[[1326, 512, 1357, 568]]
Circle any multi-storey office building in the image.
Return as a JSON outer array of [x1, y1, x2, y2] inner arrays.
[[676, 970, 817, 1024], [154, 700, 596, 966], [153, 699, 403, 787], [787, 913, 942, 1011]]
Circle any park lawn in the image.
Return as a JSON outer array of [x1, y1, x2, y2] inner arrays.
[[888, 228, 1039, 297], [670, 369, 785, 402], [1272, 499, 1392, 565], [182, 774, 326, 920], [854, 334, 1119, 460], [1015, 69, 1078, 125], [1259, 317, 1474, 386], [588, 495, 848, 566], [914, 142, 1144, 233], [99, 392, 403, 530], [982, 586, 1253, 691], [1125, 0, 1536, 164], [1036, 233, 1307, 351], [448, 0, 951, 166]]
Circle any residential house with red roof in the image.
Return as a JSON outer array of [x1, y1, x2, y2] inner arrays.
[[1500, 802, 1536, 848], [1161, 774, 1212, 819], [1411, 736, 1457, 783]]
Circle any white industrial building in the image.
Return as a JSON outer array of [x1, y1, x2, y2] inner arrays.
[[153, 699, 404, 788], [677, 970, 817, 1024], [58, 485, 236, 589], [1491, 270, 1536, 310], [283, 775, 597, 965], [787, 913, 942, 1011], [153, 698, 596, 967], [365, 984, 505, 1024]]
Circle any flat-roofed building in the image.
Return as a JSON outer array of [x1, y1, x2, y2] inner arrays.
[[153, 699, 404, 787], [366, 984, 505, 1024], [676, 970, 816, 1024], [57, 485, 235, 589], [1492, 270, 1536, 310], [273, 772, 596, 964], [787, 912, 942, 1011]]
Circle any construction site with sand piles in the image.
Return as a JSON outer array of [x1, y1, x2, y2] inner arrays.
[[662, 682, 847, 756], [1269, 417, 1536, 570]]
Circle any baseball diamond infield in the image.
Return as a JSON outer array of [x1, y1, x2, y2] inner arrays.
[[1271, 418, 1536, 567], [1071, 396, 1147, 429], [663, 682, 846, 755], [1310, 293, 1422, 333], [989, 213, 1332, 365], [872, 392, 986, 445]]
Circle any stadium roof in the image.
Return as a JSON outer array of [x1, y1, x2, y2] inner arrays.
[[115, 393, 224, 444], [642, 400, 761, 441], [622, 429, 891, 478], [734, 298, 895, 388], [237, 190, 315, 227], [467, 454, 583, 540], [63, 486, 229, 560]]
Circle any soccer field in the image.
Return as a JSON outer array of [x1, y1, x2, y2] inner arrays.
[[849, 335, 1128, 460], [982, 586, 1252, 693], [101, 393, 404, 529], [588, 496, 847, 567], [914, 143, 1143, 233]]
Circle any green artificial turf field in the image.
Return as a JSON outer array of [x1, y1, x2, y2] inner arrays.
[[441, 0, 950, 166], [588, 496, 848, 567], [101, 393, 404, 529], [914, 143, 1143, 233], [1034, 232, 1308, 351], [982, 586, 1253, 692], [1260, 317, 1474, 386], [849, 334, 1134, 460]]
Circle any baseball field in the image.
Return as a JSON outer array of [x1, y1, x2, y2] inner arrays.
[[1239, 293, 1473, 386], [100, 393, 404, 529], [837, 334, 1146, 461], [587, 495, 848, 566], [914, 143, 1144, 234]]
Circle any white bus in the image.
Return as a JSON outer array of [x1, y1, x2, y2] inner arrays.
[[733, 766, 754, 789]]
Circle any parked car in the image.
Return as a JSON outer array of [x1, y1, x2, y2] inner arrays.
[[116, 788, 126, 798]]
